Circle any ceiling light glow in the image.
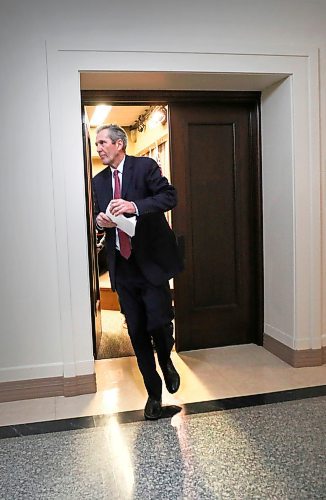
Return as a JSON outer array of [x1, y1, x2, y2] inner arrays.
[[90, 105, 112, 127]]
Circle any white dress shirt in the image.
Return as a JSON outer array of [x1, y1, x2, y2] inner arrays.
[[110, 158, 138, 250]]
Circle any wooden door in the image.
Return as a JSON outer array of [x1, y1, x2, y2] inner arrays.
[[82, 113, 103, 356], [170, 99, 263, 351]]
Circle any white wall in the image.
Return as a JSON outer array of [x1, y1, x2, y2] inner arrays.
[[0, 10, 63, 380], [261, 78, 295, 347], [0, 0, 325, 382]]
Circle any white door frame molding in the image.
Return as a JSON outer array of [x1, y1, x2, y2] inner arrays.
[[46, 45, 322, 376]]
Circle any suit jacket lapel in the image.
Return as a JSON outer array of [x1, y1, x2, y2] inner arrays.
[[122, 155, 134, 199], [101, 167, 113, 209]]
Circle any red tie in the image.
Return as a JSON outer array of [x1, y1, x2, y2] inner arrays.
[[113, 170, 131, 259]]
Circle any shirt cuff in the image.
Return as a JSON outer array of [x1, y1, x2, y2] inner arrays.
[[131, 202, 139, 216]]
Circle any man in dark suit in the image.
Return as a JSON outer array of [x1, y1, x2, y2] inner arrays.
[[93, 124, 183, 419]]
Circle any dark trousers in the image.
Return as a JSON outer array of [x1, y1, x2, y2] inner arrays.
[[115, 252, 174, 400]]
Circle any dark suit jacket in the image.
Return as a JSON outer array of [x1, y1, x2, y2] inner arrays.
[[92, 155, 184, 291]]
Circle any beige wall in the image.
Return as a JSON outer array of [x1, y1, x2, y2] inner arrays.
[[0, 0, 325, 383]]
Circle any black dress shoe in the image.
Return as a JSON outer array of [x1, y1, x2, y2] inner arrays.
[[144, 397, 162, 420], [162, 359, 180, 394]]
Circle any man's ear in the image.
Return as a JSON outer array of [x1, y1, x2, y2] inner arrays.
[[116, 138, 124, 150]]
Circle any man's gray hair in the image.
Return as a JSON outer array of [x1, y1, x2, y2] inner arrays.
[[96, 124, 128, 151]]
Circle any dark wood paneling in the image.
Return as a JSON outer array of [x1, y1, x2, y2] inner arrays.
[[81, 90, 261, 105], [82, 115, 103, 357], [189, 123, 237, 308], [170, 100, 263, 351]]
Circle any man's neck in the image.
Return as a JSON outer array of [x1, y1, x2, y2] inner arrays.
[[110, 153, 126, 169]]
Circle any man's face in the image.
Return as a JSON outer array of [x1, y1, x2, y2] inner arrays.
[[95, 129, 124, 167]]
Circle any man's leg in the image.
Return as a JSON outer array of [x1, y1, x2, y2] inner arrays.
[[150, 322, 174, 366], [150, 323, 180, 394], [116, 281, 163, 402], [142, 283, 180, 394], [115, 252, 163, 404]]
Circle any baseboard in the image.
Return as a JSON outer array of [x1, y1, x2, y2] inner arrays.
[[264, 334, 325, 367], [63, 374, 97, 397], [0, 373, 97, 403]]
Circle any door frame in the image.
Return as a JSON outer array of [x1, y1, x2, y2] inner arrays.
[[81, 90, 264, 351], [81, 111, 103, 357], [44, 46, 321, 383]]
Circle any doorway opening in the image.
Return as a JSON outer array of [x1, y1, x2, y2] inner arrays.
[[82, 90, 263, 361], [84, 103, 172, 360]]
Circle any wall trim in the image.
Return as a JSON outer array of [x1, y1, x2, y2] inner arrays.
[[0, 359, 95, 383], [264, 334, 325, 367], [0, 374, 97, 403], [0, 362, 63, 383], [264, 323, 294, 349], [46, 45, 322, 372]]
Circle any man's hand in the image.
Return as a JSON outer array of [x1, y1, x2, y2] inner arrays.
[[109, 199, 136, 217], [96, 212, 117, 228]]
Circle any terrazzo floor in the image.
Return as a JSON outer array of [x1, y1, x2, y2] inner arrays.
[[1, 346, 326, 498], [1, 396, 325, 499]]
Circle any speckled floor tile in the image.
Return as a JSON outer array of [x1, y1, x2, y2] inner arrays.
[[1, 397, 325, 499]]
